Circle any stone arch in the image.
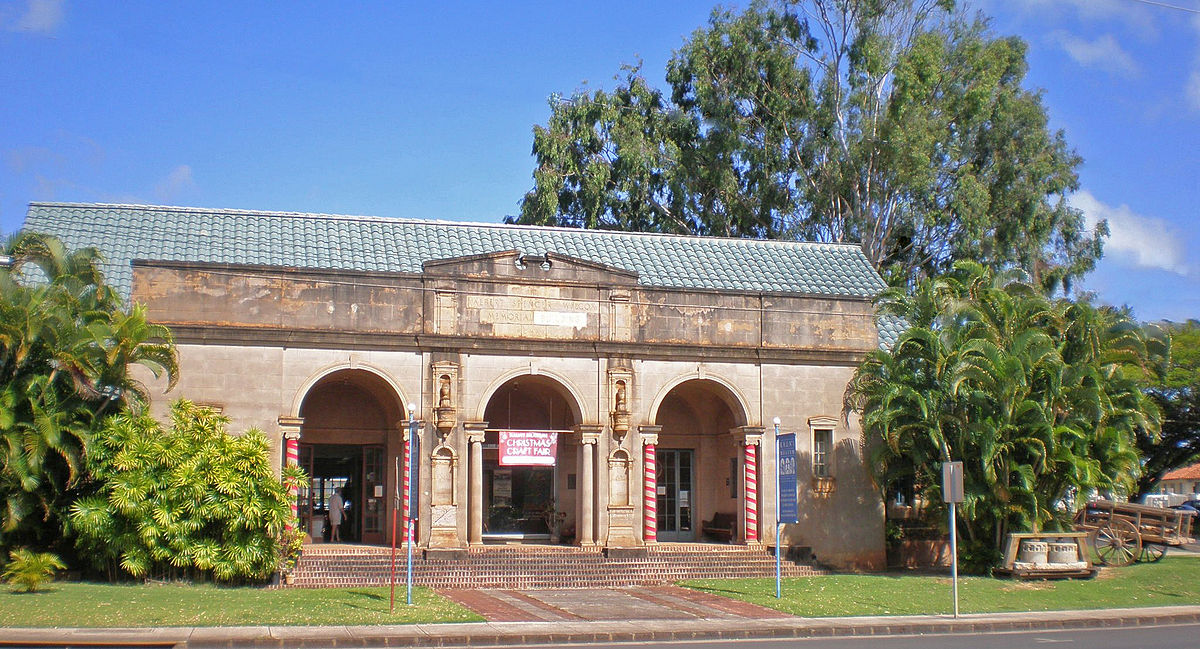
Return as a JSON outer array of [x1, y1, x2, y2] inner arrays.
[[294, 366, 407, 546], [290, 361, 410, 419], [647, 373, 751, 429], [474, 367, 588, 425]]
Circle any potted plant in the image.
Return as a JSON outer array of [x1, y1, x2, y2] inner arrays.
[[277, 526, 305, 586], [541, 500, 568, 543]]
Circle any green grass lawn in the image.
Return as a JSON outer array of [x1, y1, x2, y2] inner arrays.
[[0, 583, 482, 628], [683, 555, 1200, 617]]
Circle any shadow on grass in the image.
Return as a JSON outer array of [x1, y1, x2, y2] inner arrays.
[[4, 588, 60, 595], [345, 589, 386, 601], [687, 585, 750, 596]]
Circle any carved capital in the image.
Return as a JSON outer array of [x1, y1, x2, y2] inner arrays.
[[638, 425, 662, 447], [729, 425, 765, 447], [463, 421, 488, 444], [575, 424, 604, 446], [399, 419, 426, 443], [278, 416, 304, 440]]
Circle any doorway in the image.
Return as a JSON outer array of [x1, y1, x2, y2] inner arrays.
[[296, 368, 403, 546], [656, 449, 695, 541], [480, 375, 580, 543], [298, 443, 386, 544]]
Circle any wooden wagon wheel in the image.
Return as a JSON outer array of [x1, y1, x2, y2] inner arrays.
[[1140, 543, 1167, 563], [1093, 518, 1141, 566]]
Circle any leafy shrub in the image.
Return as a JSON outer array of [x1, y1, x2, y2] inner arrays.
[[0, 232, 177, 552], [69, 400, 305, 583], [3, 549, 65, 592]]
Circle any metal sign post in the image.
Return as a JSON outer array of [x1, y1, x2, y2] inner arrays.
[[390, 454, 400, 612], [942, 460, 964, 618], [774, 419, 798, 599], [406, 406, 419, 606]]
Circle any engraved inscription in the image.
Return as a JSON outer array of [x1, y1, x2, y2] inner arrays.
[[534, 311, 588, 328]]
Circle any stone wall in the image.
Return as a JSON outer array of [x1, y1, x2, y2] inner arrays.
[[130, 255, 885, 570]]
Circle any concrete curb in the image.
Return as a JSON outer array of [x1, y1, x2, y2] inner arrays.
[[5, 606, 1200, 648]]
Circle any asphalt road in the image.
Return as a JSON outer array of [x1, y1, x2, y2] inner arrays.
[[470, 622, 1200, 649]]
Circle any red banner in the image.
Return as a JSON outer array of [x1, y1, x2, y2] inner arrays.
[[498, 430, 558, 466]]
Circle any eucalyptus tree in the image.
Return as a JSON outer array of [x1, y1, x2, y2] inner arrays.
[[513, 0, 1101, 291], [0, 231, 177, 550], [846, 262, 1162, 570]]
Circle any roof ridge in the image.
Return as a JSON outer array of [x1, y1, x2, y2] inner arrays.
[[27, 202, 867, 251]]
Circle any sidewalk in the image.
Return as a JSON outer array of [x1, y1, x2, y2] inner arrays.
[[6, 604, 1200, 648]]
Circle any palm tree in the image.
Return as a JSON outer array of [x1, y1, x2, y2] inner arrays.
[[0, 231, 178, 549], [847, 261, 1162, 570]]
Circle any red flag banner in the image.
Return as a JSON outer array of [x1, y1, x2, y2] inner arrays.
[[498, 430, 558, 466]]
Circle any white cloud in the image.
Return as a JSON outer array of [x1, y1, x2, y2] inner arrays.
[[996, 0, 1158, 39], [11, 0, 64, 34], [154, 165, 195, 202], [1049, 31, 1139, 77], [1071, 190, 1189, 276]]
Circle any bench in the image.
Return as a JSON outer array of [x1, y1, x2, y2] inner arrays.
[[702, 512, 737, 542]]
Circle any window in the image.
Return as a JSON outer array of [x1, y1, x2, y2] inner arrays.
[[812, 429, 832, 478]]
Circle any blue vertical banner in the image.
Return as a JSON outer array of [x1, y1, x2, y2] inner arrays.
[[409, 433, 420, 520], [777, 433, 798, 524]]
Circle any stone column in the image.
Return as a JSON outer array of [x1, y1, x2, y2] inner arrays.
[[464, 421, 488, 547], [577, 425, 602, 546], [639, 425, 661, 544], [278, 416, 304, 531], [730, 426, 764, 545]]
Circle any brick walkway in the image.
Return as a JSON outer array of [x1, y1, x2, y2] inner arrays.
[[438, 585, 791, 622]]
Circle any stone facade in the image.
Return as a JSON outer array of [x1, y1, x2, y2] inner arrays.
[[129, 247, 885, 570]]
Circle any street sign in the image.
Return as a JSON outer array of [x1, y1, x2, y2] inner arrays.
[[777, 433, 798, 524], [942, 459, 964, 618], [942, 461, 964, 504]]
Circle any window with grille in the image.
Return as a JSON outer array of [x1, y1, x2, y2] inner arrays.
[[812, 429, 832, 478]]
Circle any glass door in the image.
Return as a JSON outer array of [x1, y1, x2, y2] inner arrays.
[[656, 449, 695, 541], [361, 445, 385, 545]]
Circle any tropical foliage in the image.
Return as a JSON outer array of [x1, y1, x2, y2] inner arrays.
[[845, 262, 1164, 571], [69, 400, 306, 582], [1135, 320, 1200, 498], [512, 0, 1101, 291], [0, 231, 177, 552], [2, 548, 65, 593]]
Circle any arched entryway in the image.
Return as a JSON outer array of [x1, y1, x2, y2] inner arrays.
[[478, 374, 580, 543], [297, 369, 404, 545], [653, 379, 749, 542]]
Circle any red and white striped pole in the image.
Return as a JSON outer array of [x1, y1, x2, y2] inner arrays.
[[744, 442, 758, 543], [285, 434, 299, 530], [644, 443, 657, 543]]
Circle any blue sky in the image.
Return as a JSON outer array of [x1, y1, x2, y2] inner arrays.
[[1, 0, 1197, 321]]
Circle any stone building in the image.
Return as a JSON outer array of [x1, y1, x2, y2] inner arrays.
[[25, 202, 896, 569]]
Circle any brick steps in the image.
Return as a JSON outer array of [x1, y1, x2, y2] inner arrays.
[[288, 543, 826, 589]]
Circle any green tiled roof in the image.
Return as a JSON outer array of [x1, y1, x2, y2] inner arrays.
[[23, 203, 886, 304], [875, 315, 905, 350]]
